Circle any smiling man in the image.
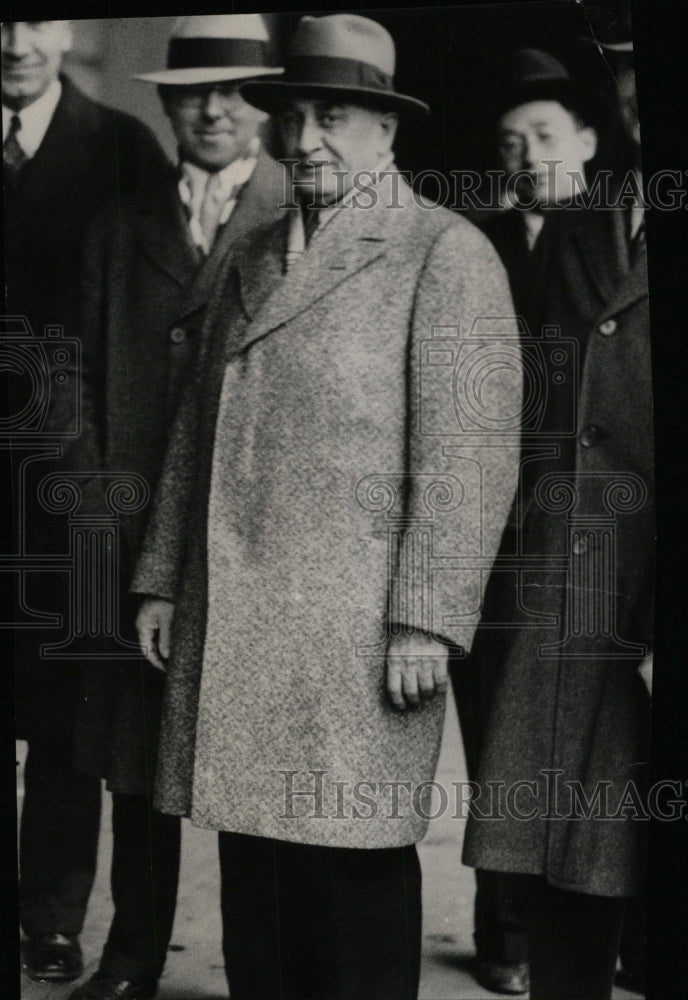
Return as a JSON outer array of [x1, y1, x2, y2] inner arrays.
[[65, 16, 287, 1000], [3, 19, 167, 989], [133, 14, 521, 999]]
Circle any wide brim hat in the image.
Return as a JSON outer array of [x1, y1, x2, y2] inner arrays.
[[240, 14, 430, 116], [494, 47, 604, 130], [134, 14, 284, 86]]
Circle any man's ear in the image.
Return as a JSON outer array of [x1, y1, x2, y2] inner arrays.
[[579, 125, 598, 163]]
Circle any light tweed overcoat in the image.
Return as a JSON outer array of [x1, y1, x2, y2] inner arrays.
[[132, 173, 522, 848]]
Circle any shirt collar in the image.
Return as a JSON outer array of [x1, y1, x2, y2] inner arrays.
[[286, 153, 396, 266], [2, 78, 62, 158], [177, 136, 261, 215]]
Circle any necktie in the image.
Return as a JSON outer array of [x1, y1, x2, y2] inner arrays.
[[303, 208, 320, 245], [3, 114, 27, 190], [198, 171, 226, 253]]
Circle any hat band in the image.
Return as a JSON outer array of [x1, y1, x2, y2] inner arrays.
[[285, 55, 393, 93], [168, 37, 269, 70]]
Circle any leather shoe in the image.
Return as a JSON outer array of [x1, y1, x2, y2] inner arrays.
[[68, 972, 158, 999], [476, 960, 530, 995], [24, 933, 83, 982]]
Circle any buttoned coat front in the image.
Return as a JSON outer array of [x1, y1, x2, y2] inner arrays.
[[133, 175, 523, 849], [7, 75, 167, 742], [71, 150, 288, 794], [463, 205, 653, 897]]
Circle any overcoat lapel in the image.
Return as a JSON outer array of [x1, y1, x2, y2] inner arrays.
[[177, 149, 286, 324], [136, 169, 200, 288], [5, 77, 86, 237], [567, 206, 630, 306], [598, 239, 648, 321], [232, 189, 392, 359]]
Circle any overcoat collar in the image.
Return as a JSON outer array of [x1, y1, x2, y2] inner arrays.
[[4, 76, 92, 236], [231, 171, 404, 359], [566, 204, 648, 320], [135, 148, 286, 322]]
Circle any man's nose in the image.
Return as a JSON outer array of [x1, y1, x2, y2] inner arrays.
[[200, 89, 226, 119], [295, 119, 324, 158], [522, 140, 538, 169], [2, 22, 34, 57]]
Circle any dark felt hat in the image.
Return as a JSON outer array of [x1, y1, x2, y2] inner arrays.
[[495, 48, 601, 128], [240, 14, 430, 117]]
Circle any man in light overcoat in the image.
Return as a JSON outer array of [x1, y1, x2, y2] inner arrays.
[[134, 14, 522, 999]]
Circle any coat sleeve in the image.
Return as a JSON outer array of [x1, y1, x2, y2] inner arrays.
[[389, 220, 522, 653], [128, 362, 204, 602]]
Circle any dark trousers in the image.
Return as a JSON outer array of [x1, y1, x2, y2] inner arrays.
[[99, 793, 181, 984], [450, 654, 528, 965], [505, 873, 626, 1000], [19, 739, 101, 938], [218, 831, 422, 1000]]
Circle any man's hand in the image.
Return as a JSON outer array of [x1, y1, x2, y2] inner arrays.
[[136, 598, 175, 672], [638, 651, 653, 697], [386, 632, 449, 710]]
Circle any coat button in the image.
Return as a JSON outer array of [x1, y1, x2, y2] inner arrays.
[[580, 425, 600, 448], [598, 318, 618, 336], [572, 536, 589, 556], [170, 326, 187, 344]]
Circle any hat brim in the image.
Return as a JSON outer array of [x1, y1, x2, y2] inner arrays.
[[134, 66, 284, 86], [598, 40, 634, 52], [240, 79, 430, 116]]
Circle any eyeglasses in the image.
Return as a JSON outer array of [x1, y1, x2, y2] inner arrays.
[[168, 84, 244, 110]]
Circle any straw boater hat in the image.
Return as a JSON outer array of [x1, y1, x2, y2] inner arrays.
[[134, 14, 284, 86], [241, 14, 430, 116]]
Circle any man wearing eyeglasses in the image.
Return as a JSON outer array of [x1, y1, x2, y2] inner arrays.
[[66, 16, 286, 1000]]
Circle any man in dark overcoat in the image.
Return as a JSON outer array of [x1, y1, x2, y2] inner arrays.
[[65, 16, 287, 1000], [463, 24, 653, 1000], [3, 19, 166, 984], [134, 14, 522, 1000], [459, 49, 602, 997]]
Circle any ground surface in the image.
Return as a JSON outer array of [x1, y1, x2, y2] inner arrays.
[[18, 699, 640, 999]]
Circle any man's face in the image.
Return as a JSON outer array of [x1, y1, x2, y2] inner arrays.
[[1, 21, 73, 110], [278, 98, 398, 206], [498, 99, 597, 206], [161, 83, 266, 172]]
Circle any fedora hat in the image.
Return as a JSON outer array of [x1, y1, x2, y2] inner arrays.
[[495, 48, 602, 129], [134, 14, 284, 86], [240, 14, 430, 116]]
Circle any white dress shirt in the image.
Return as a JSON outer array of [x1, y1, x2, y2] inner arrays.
[[2, 78, 62, 157], [178, 136, 260, 254]]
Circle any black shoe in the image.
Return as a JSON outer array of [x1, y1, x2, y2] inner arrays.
[[68, 972, 158, 999], [24, 933, 84, 982], [476, 960, 530, 995]]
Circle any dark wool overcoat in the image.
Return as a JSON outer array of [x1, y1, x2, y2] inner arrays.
[[70, 151, 288, 793], [463, 205, 653, 897], [132, 174, 523, 849], [6, 75, 168, 742]]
